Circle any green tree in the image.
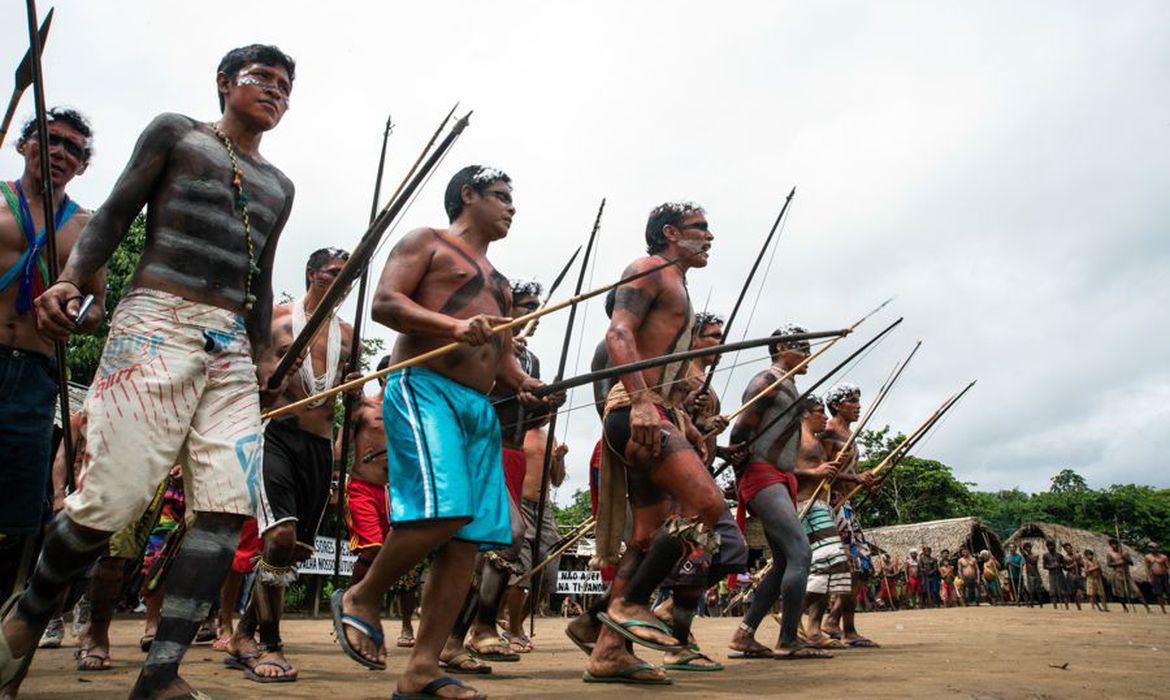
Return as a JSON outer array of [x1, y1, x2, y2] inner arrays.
[[551, 488, 592, 529], [855, 427, 975, 527], [1050, 468, 1089, 494], [65, 213, 146, 384]]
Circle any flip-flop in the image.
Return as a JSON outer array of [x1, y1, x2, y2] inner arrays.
[[392, 675, 486, 699], [0, 593, 33, 690], [76, 650, 112, 672], [564, 625, 597, 655], [139, 635, 155, 653], [396, 633, 415, 648], [439, 652, 491, 675], [582, 661, 673, 685], [597, 612, 681, 653], [807, 636, 848, 649], [223, 652, 259, 671], [773, 646, 833, 660], [244, 659, 298, 683], [727, 647, 774, 659], [330, 588, 386, 671], [465, 637, 520, 662], [663, 651, 724, 672], [847, 637, 880, 648]]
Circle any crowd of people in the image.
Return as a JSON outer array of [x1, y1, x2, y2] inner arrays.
[[2, 41, 1166, 700]]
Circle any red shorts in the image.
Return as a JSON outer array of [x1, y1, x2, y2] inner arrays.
[[735, 463, 798, 533], [346, 476, 390, 553], [907, 575, 923, 594], [589, 438, 602, 517], [501, 446, 526, 508], [231, 517, 261, 573]]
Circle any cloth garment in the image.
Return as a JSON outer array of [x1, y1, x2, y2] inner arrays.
[[907, 575, 923, 594], [1086, 572, 1105, 598], [139, 479, 185, 573], [800, 499, 852, 595], [346, 476, 390, 552], [231, 517, 261, 573], [589, 437, 602, 517], [382, 365, 509, 549], [107, 477, 169, 560], [0, 180, 79, 313], [289, 297, 341, 409], [256, 417, 333, 551], [662, 503, 748, 588], [1153, 573, 1170, 598], [735, 463, 797, 534], [0, 344, 58, 533], [66, 288, 262, 531], [501, 446, 526, 507], [515, 496, 561, 589]]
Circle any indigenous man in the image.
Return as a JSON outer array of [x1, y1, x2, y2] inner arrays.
[[980, 550, 1001, 605], [938, 550, 957, 607], [1060, 542, 1084, 610], [1021, 542, 1044, 608], [880, 552, 902, 610], [957, 548, 979, 607], [331, 165, 550, 700], [484, 279, 554, 656], [726, 324, 827, 660], [344, 355, 427, 651], [1003, 543, 1024, 605], [502, 426, 566, 645], [795, 394, 850, 650], [2, 45, 296, 699], [654, 311, 746, 671], [920, 546, 940, 608], [1145, 542, 1169, 614], [586, 200, 725, 685], [1083, 549, 1109, 612], [1042, 540, 1069, 609], [906, 549, 924, 609], [225, 248, 355, 683], [0, 108, 102, 589], [820, 383, 878, 647], [1106, 538, 1148, 613]]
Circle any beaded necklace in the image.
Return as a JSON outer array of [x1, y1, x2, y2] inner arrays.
[[210, 122, 258, 311]]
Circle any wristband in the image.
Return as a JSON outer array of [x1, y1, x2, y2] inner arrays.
[[56, 279, 84, 295]]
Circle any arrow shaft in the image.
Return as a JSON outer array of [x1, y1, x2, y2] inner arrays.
[[263, 247, 700, 420]]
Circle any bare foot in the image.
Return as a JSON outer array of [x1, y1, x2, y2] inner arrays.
[[340, 588, 386, 667], [398, 667, 481, 699], [586, 644, 668, 683], [249, 648, 297, 681], [604, 599, 679, 648], [728, 627, 771, 656]]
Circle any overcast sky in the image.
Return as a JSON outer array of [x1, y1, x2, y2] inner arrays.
[[3, 1, 1168, 504]]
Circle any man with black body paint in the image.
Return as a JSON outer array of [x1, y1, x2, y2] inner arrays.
[[2, 45, 297, 699]]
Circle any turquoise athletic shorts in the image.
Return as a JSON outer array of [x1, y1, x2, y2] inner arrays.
[[382, 366, 510, 550]]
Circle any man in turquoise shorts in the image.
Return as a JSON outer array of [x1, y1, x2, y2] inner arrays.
[[331, 165, 553, 700]]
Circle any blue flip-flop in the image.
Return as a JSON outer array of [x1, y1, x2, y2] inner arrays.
[[392, 675, 486, 699], [330, 588, 386, 670]]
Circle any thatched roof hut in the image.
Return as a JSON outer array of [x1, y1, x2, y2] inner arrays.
[[864, 517, 1005, 561], [1005, 522, 1148, 585]]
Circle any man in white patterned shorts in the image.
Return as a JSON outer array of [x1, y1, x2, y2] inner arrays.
[[2, 44, 296, 700]]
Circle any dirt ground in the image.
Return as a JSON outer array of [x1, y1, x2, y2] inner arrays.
[[12, 606, 1169, 699]]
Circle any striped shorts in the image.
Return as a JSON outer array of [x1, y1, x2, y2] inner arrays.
[[801, 499, 852, 595]]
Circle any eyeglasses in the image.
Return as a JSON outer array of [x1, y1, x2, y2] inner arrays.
[[485, 189, 513, 205]]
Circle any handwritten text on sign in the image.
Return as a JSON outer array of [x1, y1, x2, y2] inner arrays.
[[297, 536, 358, 576], [555, 570, 604, 594]]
